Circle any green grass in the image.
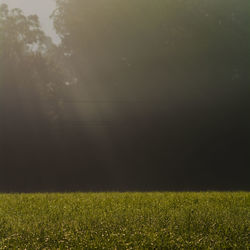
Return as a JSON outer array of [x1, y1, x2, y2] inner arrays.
[[0, 192, 249, 249]]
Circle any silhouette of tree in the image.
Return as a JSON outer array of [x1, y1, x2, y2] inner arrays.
[[0, 4, 65, 127], [52, 0, 250, 101]]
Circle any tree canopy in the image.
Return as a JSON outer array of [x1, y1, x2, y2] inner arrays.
[[0, 3, 65, 128], [52, 0, 250, 103]]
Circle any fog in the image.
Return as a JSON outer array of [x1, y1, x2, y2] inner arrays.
[[0, 0, 249, 192]]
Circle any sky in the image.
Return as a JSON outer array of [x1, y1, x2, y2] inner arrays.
[[0, 0, 59, 42]]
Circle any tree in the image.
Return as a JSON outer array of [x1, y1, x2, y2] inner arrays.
[[52, 0, 250, 103], [0, 4, 66, 129], [49, 0, 250, 191]]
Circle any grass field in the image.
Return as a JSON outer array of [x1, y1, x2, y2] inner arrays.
[[0, 192, 249, 249]]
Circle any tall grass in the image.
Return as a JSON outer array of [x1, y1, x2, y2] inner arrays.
[[0, 192, 249, 249]]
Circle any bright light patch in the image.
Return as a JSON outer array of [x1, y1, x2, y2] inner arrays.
[[0, 0, 59, 43]]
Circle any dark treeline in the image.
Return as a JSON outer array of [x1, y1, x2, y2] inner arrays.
[[0, 0, 249, 192]]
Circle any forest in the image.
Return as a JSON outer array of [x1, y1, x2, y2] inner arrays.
[[0, 0, 249, 192]]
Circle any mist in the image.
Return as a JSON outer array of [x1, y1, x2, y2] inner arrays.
[[0, 0, 249, 192]]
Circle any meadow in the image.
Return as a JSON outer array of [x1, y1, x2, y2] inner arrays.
[[0, 192, 249, 249]]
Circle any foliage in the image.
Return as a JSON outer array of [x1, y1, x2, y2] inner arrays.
[[52, 0, 250, 101], [0, 192, 249, 249], [0, 4, 65, 125]]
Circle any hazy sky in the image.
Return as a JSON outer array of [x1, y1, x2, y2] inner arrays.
[[0, 0, 59, 42]]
